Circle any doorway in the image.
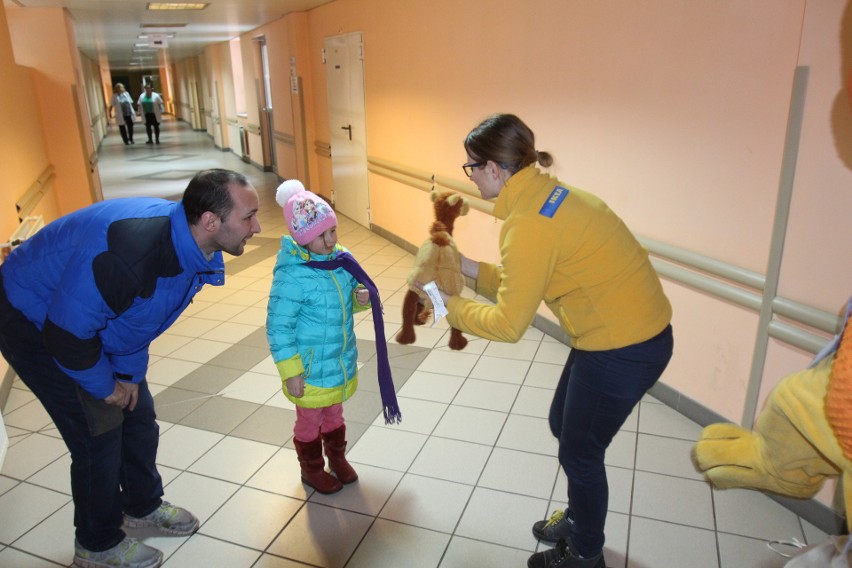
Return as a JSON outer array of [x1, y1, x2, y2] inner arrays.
[[324, 32, 370, 228], [254, 36, 275, 172]]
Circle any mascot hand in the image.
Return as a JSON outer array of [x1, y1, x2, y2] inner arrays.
[[693, 363, 841, 499], [693, 423, 778, 490]]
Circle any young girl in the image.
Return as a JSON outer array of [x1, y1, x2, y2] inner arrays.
[[267, 180, 397, 494]]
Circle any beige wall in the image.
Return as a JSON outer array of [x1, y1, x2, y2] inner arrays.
[[298, 0, 826, 418], [4, 5, 97, 223], [0, 1, 48, 244]]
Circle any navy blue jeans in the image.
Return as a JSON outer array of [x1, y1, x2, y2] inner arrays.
[[0, 276, 164, 551], [549, 325, 673, 557]]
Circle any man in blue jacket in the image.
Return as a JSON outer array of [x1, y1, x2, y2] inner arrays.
[[0, 168, 260, 568]]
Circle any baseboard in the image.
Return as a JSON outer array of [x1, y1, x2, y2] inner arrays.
[[0, 363, 14, 412]]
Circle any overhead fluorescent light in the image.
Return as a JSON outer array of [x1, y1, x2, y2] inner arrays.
[[147, 3, 208, 10], [140, 23, 187, 28], [147, 34, 169, 48]]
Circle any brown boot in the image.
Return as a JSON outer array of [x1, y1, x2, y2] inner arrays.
[[322, 425, 359, 484], [293, 437, 343, 494]]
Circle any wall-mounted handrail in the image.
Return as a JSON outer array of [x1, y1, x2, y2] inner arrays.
[[273, 131, 295, 147], [368, 156, 494, 215], [637, 236, 765, 291], [315, 140, 331, 158], [16, 165, 55, 221], [365, 153, 841, 362]]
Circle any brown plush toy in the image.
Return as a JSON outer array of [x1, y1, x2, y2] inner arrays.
[[396, 190, 470, 350]]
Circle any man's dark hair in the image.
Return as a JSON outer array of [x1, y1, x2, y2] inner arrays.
[[183, 169, 249, 225]]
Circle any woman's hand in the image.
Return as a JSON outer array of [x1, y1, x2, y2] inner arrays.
[[104, 381, 139, 411], [460, 254, 479, 280], [286, 375, 306, 398]]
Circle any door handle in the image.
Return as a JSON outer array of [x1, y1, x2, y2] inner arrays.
[[341, 124, 352, 140]]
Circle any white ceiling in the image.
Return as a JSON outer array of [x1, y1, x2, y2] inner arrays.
[[4, 0, 332, 69]]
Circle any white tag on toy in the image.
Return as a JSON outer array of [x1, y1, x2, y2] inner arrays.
[[422, 281, 448, 326]]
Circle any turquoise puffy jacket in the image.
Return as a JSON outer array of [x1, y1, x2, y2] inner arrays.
[[266, 236, 362, 408]]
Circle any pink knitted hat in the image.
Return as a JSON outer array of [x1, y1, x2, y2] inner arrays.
[[275, 179, 337, 246]]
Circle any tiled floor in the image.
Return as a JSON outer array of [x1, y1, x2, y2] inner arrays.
[[0, 119, 829, 567]]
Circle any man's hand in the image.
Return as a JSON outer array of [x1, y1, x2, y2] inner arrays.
[[286, 375, 305, 398], [104, 381, 139, 411]]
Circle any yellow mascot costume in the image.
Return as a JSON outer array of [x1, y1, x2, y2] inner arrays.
[[694, 301, 852, 538]]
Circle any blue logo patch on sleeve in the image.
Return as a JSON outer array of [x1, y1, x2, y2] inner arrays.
[[539, 186, 569, 218]]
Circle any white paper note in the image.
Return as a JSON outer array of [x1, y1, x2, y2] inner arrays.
[[422, 281, 448, 326]]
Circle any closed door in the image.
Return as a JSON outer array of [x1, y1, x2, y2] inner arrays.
[[324, 32, 370, 228]]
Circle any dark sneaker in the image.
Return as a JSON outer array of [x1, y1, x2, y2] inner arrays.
[[533, 509, 575, 543], [527, 538, 606, 568], [73, 537, 163, 568], [124, 501, 199, 536]]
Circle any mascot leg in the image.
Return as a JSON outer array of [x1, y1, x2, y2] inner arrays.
[[693, 357, 842, 498]]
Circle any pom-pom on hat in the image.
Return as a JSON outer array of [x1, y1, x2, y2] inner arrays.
[[275, 179, 338, 246]]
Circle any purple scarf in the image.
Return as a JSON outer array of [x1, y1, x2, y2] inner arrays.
[[306, 251, 402, 424]]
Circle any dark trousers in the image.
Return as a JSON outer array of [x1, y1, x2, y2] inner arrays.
[[549, 325, 673, 557], [118, 114, 134, 144], [144, 113, 160, 142], [0, 275, 163, 551]]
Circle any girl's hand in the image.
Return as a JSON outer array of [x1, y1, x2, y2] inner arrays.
[[356, 288, 370, 306], [286, 375, 305, 398]]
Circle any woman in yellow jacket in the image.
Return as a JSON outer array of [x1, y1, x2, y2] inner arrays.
[[446, 114, 673, 568]]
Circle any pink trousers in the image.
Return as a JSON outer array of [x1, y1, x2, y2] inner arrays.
[[294, 403, 345, 442]]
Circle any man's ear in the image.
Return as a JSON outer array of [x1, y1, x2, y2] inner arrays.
[[199, 211, 218, 232]]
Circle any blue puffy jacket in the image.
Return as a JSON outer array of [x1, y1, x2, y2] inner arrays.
[[266, 236, 366, 408], [0, 198, 224, 398]]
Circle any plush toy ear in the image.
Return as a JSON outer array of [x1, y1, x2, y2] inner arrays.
[[460, 198, 470, 216], [431, 190, 441, 204]]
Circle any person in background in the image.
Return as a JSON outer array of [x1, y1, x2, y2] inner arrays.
[[267, 179, 401, 495], [137, 83, 164, 145], [441, 114, 674, 568], [109, 83, 136, 145], [0, 169, 261, 568]]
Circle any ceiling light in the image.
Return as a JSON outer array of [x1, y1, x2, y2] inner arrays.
[[147, 3, 208, 10]]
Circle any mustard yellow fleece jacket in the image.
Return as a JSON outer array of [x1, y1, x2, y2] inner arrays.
[[446, 166, 671, 350]]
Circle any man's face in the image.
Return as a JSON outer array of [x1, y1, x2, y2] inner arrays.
[[213, 183, 261, 256]]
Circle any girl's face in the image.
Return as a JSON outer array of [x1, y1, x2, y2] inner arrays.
[[306, 227, 338, 255]]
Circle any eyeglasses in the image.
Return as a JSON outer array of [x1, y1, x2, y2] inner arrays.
[[462, 161, 486, 178]]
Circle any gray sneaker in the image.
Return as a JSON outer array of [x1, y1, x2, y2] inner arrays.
[[124, 501, 199, 536], [73, 537, 163, 568], [533, 509, 575, 543], [527, 538, 606, 568]]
